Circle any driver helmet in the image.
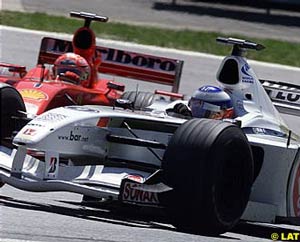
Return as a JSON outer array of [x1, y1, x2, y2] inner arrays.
[[53, 53, 90, 86], [189, 85, 234, 119]]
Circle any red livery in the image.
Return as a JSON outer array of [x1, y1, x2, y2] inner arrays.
[[0, 11, 183, 117]]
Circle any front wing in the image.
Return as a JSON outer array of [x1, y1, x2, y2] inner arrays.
[[0, 146, 170, 206]]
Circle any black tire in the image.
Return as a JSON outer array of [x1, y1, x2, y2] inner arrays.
[[162, 118, 254, 235], [0, 83, 26, 146], [121, 91, 155, 110]]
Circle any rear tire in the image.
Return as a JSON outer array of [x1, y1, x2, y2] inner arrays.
[[121, 91, 155, 110], [0, 83, 26, 146], [162, 118, 254, 235]]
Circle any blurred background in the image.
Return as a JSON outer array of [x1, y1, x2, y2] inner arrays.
[[2, 0, 300, 43]]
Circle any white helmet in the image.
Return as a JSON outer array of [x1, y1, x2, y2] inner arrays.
[[189, 85, 234, 119]]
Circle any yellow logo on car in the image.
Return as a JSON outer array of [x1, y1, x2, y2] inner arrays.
[[20, 89, 48, 100]]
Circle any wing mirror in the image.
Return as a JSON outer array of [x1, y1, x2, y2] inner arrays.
[[114, 99, 134, 110], [107, 82, 125, 92]]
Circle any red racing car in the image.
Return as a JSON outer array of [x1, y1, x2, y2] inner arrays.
[[0, 11, 184, 145]]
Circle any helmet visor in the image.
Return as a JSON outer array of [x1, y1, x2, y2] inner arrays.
[[190, 99, 224, 119], [56, 66, 83, 78]]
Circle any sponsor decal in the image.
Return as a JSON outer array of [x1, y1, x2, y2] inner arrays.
[[267, 89, 300, 105], [26, 123, 45, 127], [45, 151, 59, 179], [252, 127, 267, 134], [48, 157, 58, 174], [236, 100, 246, 112], [97, 48, 176, 72], [33, 83, 43, 88], [22, 128, 37, 136], [292, 163, 300, 217], [97, 117, 110, 127], [65, 106, 100, 113], [35, 112, 68, 122], [51, 39, 72, 53], [20, 89, 48, 101], [198, 85, 220, 93], [42, 38, 177, 73], [58, 131, 89, 142], [241, 78, 254, 84], [241, 64, 254, 83], [241, 63, 252, 77], [121, 181, 159, 205], [244, 127, 286, 138]]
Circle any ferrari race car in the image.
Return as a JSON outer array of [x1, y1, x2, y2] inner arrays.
[[0, 36, 299, 235], [0, 11, 184, 146]]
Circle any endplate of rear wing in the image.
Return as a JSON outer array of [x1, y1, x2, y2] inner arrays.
[[37, 37, 183, 93], [260, 79, 300, 116]]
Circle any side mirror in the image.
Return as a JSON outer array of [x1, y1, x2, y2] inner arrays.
[[107, 82, 125, 92], [115, 99, 134, 110]]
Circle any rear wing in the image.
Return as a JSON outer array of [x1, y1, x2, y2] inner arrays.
[[37, 37, 184, 93], [260, 79, 300, 116]]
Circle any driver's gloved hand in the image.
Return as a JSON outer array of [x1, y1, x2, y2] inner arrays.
[[173, 103, 192, 117], [166, 103, 192, 118]]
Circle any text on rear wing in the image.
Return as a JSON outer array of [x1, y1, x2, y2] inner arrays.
[[37, 37, 183, 93]]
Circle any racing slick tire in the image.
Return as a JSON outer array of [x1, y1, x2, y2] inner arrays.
[[162, 118, 254, 235], [0, 83, 26, 147], [121, 91, 155, 110]]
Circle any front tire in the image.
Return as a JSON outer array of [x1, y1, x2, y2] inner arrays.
[[0, 83, 26, 147], [162, 118, 254, 235]]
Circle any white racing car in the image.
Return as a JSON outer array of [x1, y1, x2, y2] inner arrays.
[[0, 37, 299, 235]]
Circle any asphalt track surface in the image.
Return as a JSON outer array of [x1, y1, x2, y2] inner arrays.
[[1, 27, 300, 242]]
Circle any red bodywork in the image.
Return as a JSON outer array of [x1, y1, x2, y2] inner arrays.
[[16, 73, 120, 115], [0, 12, 184, 116]]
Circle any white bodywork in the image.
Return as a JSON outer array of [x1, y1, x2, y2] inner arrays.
[[0, 106, 184, 200], [216, 54, 300, 223]]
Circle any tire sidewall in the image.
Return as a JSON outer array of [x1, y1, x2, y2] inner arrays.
[[162, 119, 254, 234], [0, 85, 26, 143]]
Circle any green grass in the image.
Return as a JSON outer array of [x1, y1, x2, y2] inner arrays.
[[1, 10, 300, 67]]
